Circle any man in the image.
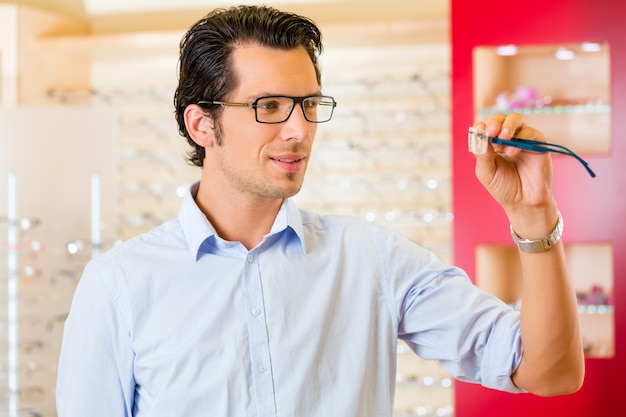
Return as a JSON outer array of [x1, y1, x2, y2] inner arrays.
[[56, 5, 584, 417]]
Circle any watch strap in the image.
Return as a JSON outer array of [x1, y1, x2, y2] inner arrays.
[[510, 212, 563, 253]]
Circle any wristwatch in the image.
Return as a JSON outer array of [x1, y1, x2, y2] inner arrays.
[[510, 212, 563, 253]]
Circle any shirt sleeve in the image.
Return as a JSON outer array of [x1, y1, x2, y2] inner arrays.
[[56, 260, 136, 416], [381, 228, 524, 393]]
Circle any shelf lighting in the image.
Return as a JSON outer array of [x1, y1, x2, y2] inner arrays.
[[496, 44, 518, 56], [581, 41, 602, 52], [555, 47, 575, 60]]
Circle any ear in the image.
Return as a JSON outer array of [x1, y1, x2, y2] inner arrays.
[[184, 104, 216, 147]]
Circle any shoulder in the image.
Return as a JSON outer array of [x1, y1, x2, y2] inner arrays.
[[298, 208, 417, 254], [89, 218, 187, 274], [299, 209, 375, 230], [300, 209, 407, 237]]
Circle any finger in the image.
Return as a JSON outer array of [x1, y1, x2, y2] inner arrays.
[[486, 112, 524, 139], [483, 114, 506, 137], [515, 125, 547, 143], [492, 143, 523, 157]]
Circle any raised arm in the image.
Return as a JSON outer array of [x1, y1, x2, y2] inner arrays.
[[472, 112, 584, 396]]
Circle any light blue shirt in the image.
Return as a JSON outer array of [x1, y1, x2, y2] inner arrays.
[[56, 182, 523, 417]]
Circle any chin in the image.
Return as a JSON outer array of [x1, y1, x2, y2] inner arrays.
[[285, 185, 305, 199], [282, 187, 302, 199]]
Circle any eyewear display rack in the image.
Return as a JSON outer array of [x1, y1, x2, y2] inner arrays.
[[2, 172, 19, 417], [0, 108, 117, 417]]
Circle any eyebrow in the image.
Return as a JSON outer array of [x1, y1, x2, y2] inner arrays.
[[247, 90, 324, 100]]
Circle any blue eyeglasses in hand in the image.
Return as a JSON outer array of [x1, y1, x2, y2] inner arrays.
[[468, 127, 596, 178]]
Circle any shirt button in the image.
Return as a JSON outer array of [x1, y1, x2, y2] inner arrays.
[[247, 254, 254, 263], [258, 363, 267, 372], [251, 307, 261, 316]]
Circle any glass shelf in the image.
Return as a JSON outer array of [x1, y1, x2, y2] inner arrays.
[[578, 304, 614, 314], [476, 104, 611, 118], [510, 304, 614, 315]]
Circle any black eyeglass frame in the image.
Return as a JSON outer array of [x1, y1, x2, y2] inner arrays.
[[467, 126, 596, 178], [198, 95, 337, 124]]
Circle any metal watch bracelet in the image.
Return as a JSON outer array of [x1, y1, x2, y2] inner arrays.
[[510, 211, 563, 253]]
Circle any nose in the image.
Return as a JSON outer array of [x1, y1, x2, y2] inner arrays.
[[281, 103, 314, 140]]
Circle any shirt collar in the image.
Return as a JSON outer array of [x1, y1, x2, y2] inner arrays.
[[275, 197, 308, 254], [179, 182, 307, 260]]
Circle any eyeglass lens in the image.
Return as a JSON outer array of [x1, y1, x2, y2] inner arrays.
[[255, 96, 335, 123]]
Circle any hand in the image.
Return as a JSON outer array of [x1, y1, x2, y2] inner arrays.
[[473, 112, 555, 218]]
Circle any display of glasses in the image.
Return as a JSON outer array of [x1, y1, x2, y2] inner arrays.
[[394, 342, 454, 417], [2, 35, 453, 415], [1, 107, 117, 417], [0, 193, 106, 417]]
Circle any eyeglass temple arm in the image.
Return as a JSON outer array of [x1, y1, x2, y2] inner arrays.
[[489, 136, 596, 178], [197, 100, 250, 107]]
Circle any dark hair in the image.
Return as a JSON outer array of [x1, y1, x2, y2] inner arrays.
[[173, 5, 324, 167]]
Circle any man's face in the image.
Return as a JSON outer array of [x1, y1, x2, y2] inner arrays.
[[208, 43, 320, 202]]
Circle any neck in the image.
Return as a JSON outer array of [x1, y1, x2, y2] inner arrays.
[[194, 181, 283, 250]]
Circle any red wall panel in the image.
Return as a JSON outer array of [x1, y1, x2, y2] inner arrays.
[[452, 0, 626, 415]]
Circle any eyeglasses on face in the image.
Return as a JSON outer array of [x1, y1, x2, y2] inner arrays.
[[468, 126, 596, 178], [198, 95, 337, 124]]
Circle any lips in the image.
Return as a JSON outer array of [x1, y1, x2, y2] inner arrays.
[[271, 154, 306, 173], [271, 153, 306, 163]]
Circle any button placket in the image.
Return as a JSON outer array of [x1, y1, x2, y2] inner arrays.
[[242, 250, 277, 416]]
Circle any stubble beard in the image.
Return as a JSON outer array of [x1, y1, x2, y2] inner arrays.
[[214, 127, 308, 200], [218, 154, 306, 201]]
